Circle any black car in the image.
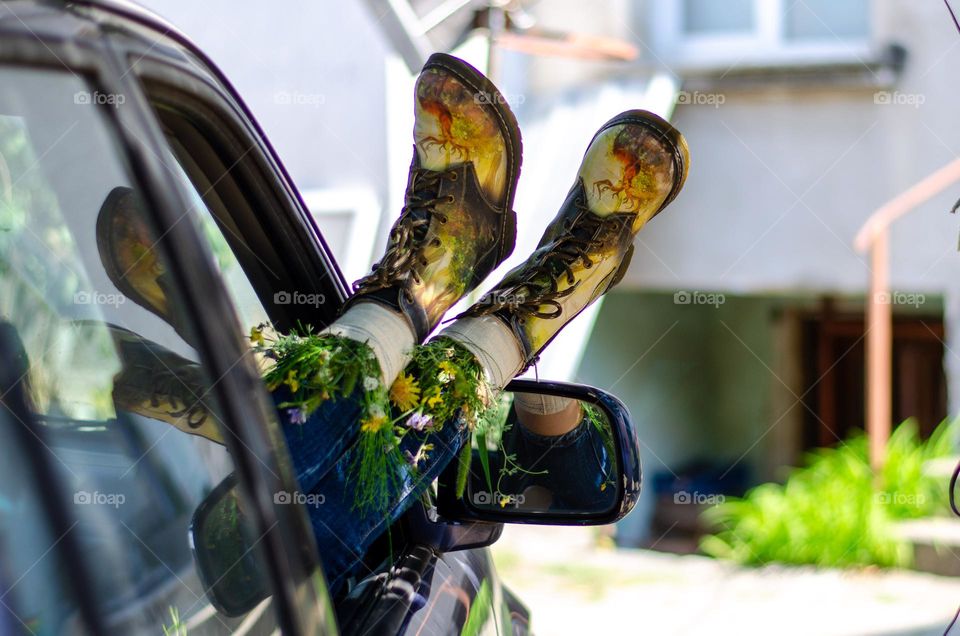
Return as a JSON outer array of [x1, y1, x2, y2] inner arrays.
[[0, 1, 642, 633]]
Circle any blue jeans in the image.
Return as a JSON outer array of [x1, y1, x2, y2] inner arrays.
[[276, 391, 616, 589], [274, 389, 469, 590]]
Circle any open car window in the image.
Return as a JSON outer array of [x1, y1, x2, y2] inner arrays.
[[144, 79, 341, 335]]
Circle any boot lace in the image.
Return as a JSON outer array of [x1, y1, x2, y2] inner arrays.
[[472, 201, 613, 321], [353, 168, 458, 294], [125, 354, 209, 428]]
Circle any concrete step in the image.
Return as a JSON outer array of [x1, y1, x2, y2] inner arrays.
[[894, 518, 960, 577]]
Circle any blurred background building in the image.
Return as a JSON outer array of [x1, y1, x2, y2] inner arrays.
[[140, 0, 960, 546]]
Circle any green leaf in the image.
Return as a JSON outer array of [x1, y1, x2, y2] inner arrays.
[[460, 578, 492, 636], [476, 431, 493, 494], [455, 442, 471, 498]]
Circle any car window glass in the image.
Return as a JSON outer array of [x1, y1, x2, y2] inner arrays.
[[164, 145, 271, 335], [0, 66, 280, 634]]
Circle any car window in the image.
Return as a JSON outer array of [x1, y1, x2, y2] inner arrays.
[[143, 77, 349, 635], [167, 151, 272, 336], [0, 66, 281, 634], [144, 79, 340, 336]]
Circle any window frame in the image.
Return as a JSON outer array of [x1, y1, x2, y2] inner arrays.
[[649, 0, 874, 69]]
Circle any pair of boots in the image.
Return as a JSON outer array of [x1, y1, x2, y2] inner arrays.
[[101, 53, 689, 444], [343, 53, 689, 389]]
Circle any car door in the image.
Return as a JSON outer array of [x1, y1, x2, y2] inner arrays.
[[0, 3, 336, 634]]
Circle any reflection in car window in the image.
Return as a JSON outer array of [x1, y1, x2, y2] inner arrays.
[[0, 66, 277, 633], [172, 155, 271, 337]]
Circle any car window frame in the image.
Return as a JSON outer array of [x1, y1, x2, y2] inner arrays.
[[104, 36, 339, 636]]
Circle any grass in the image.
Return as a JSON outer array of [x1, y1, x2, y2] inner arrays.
[[701, 418, 958, 569]]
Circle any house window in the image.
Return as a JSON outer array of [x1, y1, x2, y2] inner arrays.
[[653, 0, 872, 68], [682, 0, 755, 35], [800, 312, 946, 448]]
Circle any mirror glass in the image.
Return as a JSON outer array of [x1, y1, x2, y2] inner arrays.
[[465, 390, 620, 516], [190, 476, 270, 616]]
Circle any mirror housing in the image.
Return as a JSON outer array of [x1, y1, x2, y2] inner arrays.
[[437, 379, 641, 525]]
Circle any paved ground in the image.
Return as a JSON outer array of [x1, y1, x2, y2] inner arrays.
[[491, 526, 960, 636]]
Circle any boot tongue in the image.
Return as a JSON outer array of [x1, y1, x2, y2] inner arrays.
[[519, 211, 603, 302], [407, 169, 443, 242]]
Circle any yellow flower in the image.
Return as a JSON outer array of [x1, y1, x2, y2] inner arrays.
[[249, 325, 265, 346], [438, 360, 457, 378], [285, 369, 300, 393], [389, 373, 421, 411], [360, 414, 388, 434], [426, 387, 444, 409]]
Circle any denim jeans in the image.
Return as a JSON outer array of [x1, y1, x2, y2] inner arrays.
[[276, 387, 618, 590], [274, 387, 364, 496], [274, 389, 469, 590]]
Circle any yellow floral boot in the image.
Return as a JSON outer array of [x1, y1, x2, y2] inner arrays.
[[347, 53, 523, 342], [459, 109, 688, 370]]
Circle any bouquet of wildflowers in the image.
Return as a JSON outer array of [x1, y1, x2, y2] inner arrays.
[[252, 324, 493, 513]]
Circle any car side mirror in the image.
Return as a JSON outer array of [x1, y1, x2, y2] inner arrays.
[[437, 379, 641, 525], [189, 474, 269, 617]]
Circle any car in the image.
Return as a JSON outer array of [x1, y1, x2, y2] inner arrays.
[[0, 1, 642, 634]]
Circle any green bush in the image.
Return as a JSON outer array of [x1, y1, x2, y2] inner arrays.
[[700, 419, 957, 569]]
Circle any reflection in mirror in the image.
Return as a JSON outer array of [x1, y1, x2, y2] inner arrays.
[[190, 475, 269, 617], [465, 390, 619, 516]]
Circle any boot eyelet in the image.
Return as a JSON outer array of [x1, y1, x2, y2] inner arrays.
[[448, 172, 459, 181], [445, 195, 455, 203]]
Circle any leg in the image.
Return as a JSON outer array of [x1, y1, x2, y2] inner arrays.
[[301, 109, 690, 586], [265, 52, 523, 501]]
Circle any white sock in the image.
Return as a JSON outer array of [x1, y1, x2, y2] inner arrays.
[[323, 301, 415, 386], [439, 315, 525, 390], [513, 392, 573, 415]]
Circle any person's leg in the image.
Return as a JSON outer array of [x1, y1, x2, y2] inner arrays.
[[97, 51, 523, 499], [267, 52, 523, 496], [324, 51, 523, 387], [442, 109, 689, 389], [309, 110, 689, 587]]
